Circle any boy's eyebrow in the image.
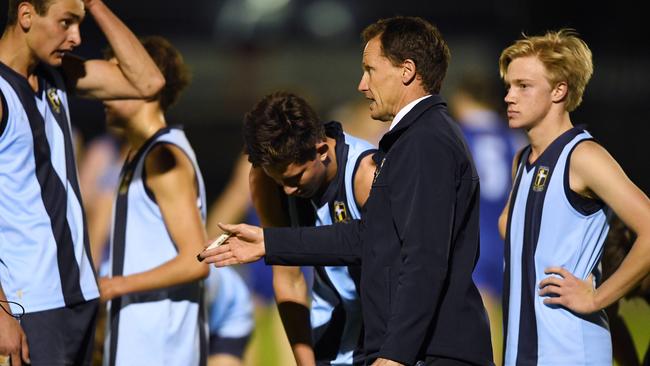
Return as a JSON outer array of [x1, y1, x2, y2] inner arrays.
[[64, 11, 84, 22]]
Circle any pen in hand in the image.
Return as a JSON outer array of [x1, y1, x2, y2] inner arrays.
[[196, 232, 232, 262]]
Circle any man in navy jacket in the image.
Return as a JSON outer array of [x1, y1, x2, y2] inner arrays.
[[200, 16, 493, 366]]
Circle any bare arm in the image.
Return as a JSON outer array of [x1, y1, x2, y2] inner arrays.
[[273, 266, 314, 366], [99, 144, 209, 301], [0, 284, 29, 365], [250, 167, 316, 366], [540, 141, 650, 313], [353, 153, 375, 208], [62, 0, 164, 100]]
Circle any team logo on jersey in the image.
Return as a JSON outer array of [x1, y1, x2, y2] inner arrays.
[[118, 170, 134, 195], [533, 166, 550, 192], [372, 157, 386, 185], [334, 201, 350, 223], [46, 88, 61, 114]]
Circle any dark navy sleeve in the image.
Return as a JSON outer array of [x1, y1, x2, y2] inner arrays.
[[264, 219, 363, 266], [378, 131, 457, 364]]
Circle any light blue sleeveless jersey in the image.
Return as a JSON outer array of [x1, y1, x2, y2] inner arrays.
[[104, 127, 208, 366], [308, 122, 375, 365], [504, 127, 611, 365], [0, 62, 98, 314]]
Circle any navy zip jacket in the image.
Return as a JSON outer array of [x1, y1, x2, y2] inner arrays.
[[265, 95, 493, 366]]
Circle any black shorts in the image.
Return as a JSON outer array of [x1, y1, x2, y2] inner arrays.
[[208, 334, 251, 359], [20, 299, 99, 366]]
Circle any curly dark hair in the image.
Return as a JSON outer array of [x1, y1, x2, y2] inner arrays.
[[104, 36, 190, 111], [243, 91, 325, 167], [7, 0, 52, 26], [362, 16, 450, 94]]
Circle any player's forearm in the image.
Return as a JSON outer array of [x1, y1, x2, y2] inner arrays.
[[290, 343, 316, 366], [85, 0, 164, 97], [594, 235, 650, 310], [116, 255, 209, 297], [273, 267, 315, 365], [276, 301, 315, 366], [273, 267, 310, 305]]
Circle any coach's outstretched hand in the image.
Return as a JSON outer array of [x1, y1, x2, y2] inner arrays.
[[199, 223, 266, 267]]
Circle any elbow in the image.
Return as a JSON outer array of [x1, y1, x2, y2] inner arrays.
[[137, 73, 165, 99], [147, 75, 166, 99]]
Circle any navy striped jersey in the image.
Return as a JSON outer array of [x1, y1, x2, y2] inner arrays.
[[0, 62, 98, 314], [504, 127, 611, 365], [104, 127, 207, 366], [291, 121, 375, 365]]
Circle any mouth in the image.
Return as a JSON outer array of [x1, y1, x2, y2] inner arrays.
[[53, 50, 71, 58], [507, 110, 519, 119]]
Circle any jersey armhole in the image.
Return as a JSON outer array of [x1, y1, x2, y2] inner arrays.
[[0, 89, 8, 138], [563, 138, 605, 216], [350, 149, 376, 213]]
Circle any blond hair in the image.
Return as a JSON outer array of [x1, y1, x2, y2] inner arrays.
[[499, 29, 593, 112]]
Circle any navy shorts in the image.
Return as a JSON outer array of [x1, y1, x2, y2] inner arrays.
[[209, 334, 251, 359], [20, 299, 99, 366]]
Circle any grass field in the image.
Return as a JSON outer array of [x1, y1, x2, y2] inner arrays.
[[244, 298, 650, 366]]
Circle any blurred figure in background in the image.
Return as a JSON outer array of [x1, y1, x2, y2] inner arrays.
[[206, 153, 277, 307], [205, 154, 288, 366], [204, 266, 254, 366], [99, 36, 209, 366], [449, 70, 525, 365], [78, 134, 127, 271], [77, 133, 126, 366], [602, 216, 650, 366]]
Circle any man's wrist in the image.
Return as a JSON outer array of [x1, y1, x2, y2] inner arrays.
[[592, 288, 604, 312]]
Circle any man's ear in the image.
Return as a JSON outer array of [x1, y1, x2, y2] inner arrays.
[[401, 59, 417, 85], [552, 81, 568, 103], [18, 2, 35, 30], [316, 141, 329, 161]]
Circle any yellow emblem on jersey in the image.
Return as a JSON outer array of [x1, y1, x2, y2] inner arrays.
[[46, 88, 61, 114], [533, 166, 550, 192], [334, 201, 349, 223], [118, 170, 134, 195]]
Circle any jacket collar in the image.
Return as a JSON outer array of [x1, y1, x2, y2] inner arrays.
[[378, 94, 447, 151]]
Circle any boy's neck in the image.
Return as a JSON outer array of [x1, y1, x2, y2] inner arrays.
[[527, 112, 573, 162]]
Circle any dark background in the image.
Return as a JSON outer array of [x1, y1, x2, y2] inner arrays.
[[3, 0, 649, 203]]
